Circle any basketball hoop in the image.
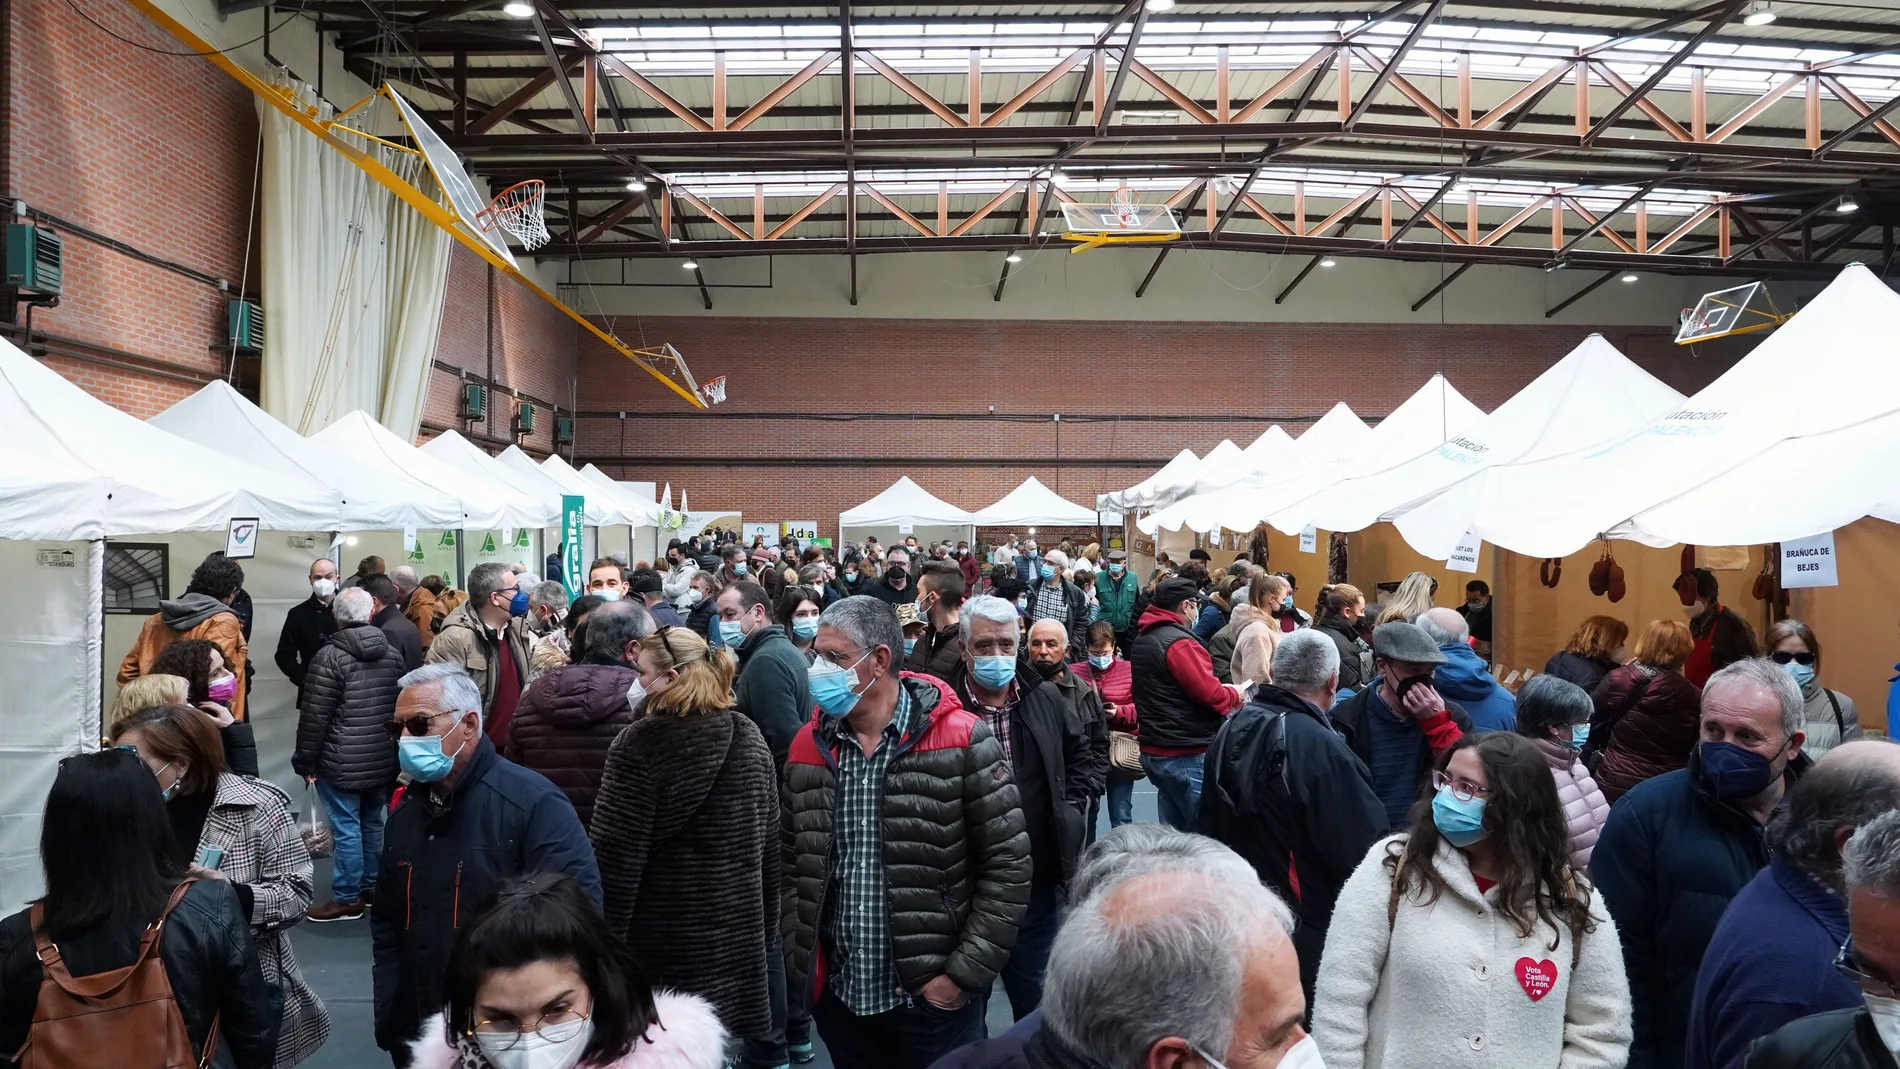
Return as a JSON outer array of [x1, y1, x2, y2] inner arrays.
[[477, 180, 550, 251], [698, 376, 728, 406]]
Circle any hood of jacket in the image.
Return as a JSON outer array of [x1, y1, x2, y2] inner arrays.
[[1433, 641, 1503, 701], [1137, 603, 1190, 633], [535, 661, 644, 728], [160, 592, 232, 632], [436, 598, 490, 637], [1230, 602, 1273, 631], [328, 622, 393, 663], [407, 989, 728, 1069]]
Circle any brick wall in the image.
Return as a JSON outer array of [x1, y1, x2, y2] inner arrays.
[[5, 0, 257, 416], [577, 317, 1755, 539], [420, 246, 577, 457]]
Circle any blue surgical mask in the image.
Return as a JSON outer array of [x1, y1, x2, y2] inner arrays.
[[1016, 596, 1028, 612], [733, 562, 749, 576], [1040, 563, 1056, 580], [1784, 661, 1817, 689], [156, 762, 180, 802], [793, 617, 820, 640], [1432, 788, 1488, 848], [719, 619, 748, 647], [1282, 595, 1294, 610], [509, 588, 530, 616], [1089, 653, 1113, 670], [809, 651, 872, 717], [1108, 563, 1125, 576], [1571, 722, 1593, 749], [904, 638, 918, 655], [1699, 740, 1782, 800], [595, 588, 620, 602], [398, 729, 467, 783], [972, 654, 1016, 690]]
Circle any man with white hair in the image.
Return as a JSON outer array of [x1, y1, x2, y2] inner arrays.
[[1417, 605, 1516, 732], [1593, 657, 1813, 1069], [1029, 549, 1089, 661], [294, 586, 407, 923], [1200, 627, 1388, 1005], [1027, 618, 1110, 842], [371, 663, 601, 1065]]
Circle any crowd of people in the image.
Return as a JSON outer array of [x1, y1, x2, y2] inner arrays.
[[5, 528, 1895, 1069]]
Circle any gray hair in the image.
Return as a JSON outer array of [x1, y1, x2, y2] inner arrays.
[[798, 563, 828, 586], [961, 594, 1023, 649], [332, 587, 374, 626], [610, 551, 631, 568], [1844, 808, 1900, 898], [1515, 675, 1595, 739], [1028, 618, 1069, 646], [528, 580, 569, 611], [1704, 657, 1806, 740], [1044, 549, 1069, 569], [508, 562, 529, 575], [1415, 606, 1469, 646], [1044, 838, 1294, 1068], [467, 562, 512, 604], [391, 565, 419, 592], [398, 663, 484, 726], [1068, 825, 1279, 910], [583, 600, 654, 664], [819, 595, 904, 664], [1770, 740, 1900, 889], [1271, 629, 1341, 697]]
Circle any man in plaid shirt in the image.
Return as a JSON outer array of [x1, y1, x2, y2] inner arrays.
[[782, 596, 1031, 1069]]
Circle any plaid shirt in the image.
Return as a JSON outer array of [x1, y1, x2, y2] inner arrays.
[[1031, 580, 1068, 623], [970, 684, 1018, 765], [827, 686, 915, 1014]]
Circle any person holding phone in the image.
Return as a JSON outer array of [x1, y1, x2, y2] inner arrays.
[[1330, 623, 1475, 831]]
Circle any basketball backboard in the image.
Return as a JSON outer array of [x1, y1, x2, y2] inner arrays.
[[1677, 281, 1787, 345], [1060, 198, 1182, 253], [384, 87, 518, 268]]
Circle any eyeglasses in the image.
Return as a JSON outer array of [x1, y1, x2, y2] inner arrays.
[[470, 1008, 590, 1049], [383, 711, 454, 739], [1431, 770, 1493, 803], [1837, 941, 1900, 999], [1770, 650, 1817, 666]]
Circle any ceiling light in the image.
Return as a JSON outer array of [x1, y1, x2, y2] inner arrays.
[[1144, 0, 1175, 11], [681, 259, 699, 270], [1050, 169, 1069, 186], [1318, 256, 1337, 268], [1006, 253, 1023, 263], [626, 178, 653, 191], [1742, 0, 1776, 26], [1836, 192, 1859, 213], [502, 0, 536, 17], [1620, 273, 1639, 283]]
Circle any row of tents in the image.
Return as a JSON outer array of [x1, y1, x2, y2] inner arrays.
[[836, 474, 1115, 549]]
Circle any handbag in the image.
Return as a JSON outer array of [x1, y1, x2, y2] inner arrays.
[[1109, 730, 1145, 777]]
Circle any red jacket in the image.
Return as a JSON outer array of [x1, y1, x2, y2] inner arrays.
[[1071, 656, 1137, 731]]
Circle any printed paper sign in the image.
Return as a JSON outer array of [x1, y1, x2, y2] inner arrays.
[[1780, 531, 1838, 588], [225, 517, 260, 560], [402, 527, 418, 553], [1299, 526, 1317, 554], [898, 523, 915, 535], [782, 521, 820, 542], [1446, 530, 1482, 573], [743, 522, 777, 544]]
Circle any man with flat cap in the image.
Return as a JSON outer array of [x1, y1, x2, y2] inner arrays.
[[1330, 620, 1474, 829], [1129, 576, 1244, 830]]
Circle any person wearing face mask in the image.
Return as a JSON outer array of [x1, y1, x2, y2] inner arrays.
[[1678, 568, 1760, 690], [1328, 622, 1472, 831], [587, 559, 629, 602], [778, 586, 824, 662], [905, 563, 968, 680], [718, 581, 811, 765], [119, 552, 252, 721], [1071, 621, 1141, 830], [867, 547, 916, 607], [717, 544, 750, 587], [293, 588, 407, 923], [1313, 585, 1373, 695], [1027, 552, 1091, 662], [502, 601, 650, 829], [1688, 741, 1900, 1069], [1314, 732, 1632, 1069], [1508, 676, 1610, 868], [587, 624, 779, 1068], [426, 563, 536, 747], [836, 552, 870, 598], [1739, 809, 1900, 1069], [957, 540, 981, 591], [277, 557, 342, 700], [148, 638, 261, 777], [410, 872, 727, 1069], [1027, 620, 1109, 845], [684, 573, 720, 639], [373, 664, 601, 1065], [1767, 619, 1864, 758], [1456, 580, 1494, 660], [940, 598, 1095, 1020], [109, 703, 328, 1068], [1226, 574, 1291, 688], [1094, 549, 1141, 653], [662, 538, 700, 611], [785, 596, 1029, 1069], [1592, 658, 1812, 1069]]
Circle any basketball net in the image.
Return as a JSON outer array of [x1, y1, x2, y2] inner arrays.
[[699, 376, 728, 405], [478, 180, 551, 251], [1110, 186, 1141, 229]]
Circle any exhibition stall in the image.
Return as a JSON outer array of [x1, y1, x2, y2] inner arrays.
[[840, 477, 976, 548], [973, 476, 1100, 530]]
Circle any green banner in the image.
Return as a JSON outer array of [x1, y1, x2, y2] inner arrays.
[[562, 495, 586, 600]]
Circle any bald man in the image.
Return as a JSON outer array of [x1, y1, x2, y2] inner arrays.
[[1417, 605, 1517, 732], [1687, 739, 1900, 1069], [1028, 619, 1109, 845]]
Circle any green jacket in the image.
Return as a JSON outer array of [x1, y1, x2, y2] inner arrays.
[[1096, 569, 1141, 632]]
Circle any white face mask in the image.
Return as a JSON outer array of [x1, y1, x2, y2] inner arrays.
[[1867, 993, 1900, 1055], [312, 577, 337, 599], [473, 1017, 593, 1069], [1195, 1035, 1325, 1069], [625, 677, 647, 714]]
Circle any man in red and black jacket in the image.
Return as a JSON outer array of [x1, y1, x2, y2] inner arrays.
[[1129, 577, 1244, 830]]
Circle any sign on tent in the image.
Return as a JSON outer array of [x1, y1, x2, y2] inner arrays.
[[226, 517, 259, 560], [1300, 526, 1317, 554], [1447, 531, 1482, 573], [1780, 532, 1839, 588], [783, 521, 820, 541]]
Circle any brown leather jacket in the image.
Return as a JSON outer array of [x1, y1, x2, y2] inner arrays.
[[116, 603, 249, 720], [404, 586, 442, 648]]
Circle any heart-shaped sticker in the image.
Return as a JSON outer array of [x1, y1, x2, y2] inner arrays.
[[1515, 957, 1557, 1002]]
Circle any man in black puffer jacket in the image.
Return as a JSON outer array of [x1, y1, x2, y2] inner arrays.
[[503, 600, 649, 827], [293, 587, 405, 922], [785, 596, 1029, 1069]]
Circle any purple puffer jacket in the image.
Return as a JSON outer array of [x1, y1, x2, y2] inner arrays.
[[502, 660, 641, 828], [1531, 737, 1611, 867]]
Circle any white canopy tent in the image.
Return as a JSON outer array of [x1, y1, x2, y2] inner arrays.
[[1097, 448, 1199, 512], [973, 476, 1099, 528], [1441, 263, 1900, 557], [1383, 336, 1685, 556], [1141, 404, 1373, 534], [421, 430, 563, 517], [1262, 374, 1486, 535], [1190, 425, 1296, 497], [542, 456, 661, 527], [839, 477, 976, 547], [312, 412, 544, 532], [577, 465, 665, 562]]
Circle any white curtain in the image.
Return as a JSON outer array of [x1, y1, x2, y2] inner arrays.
[[258, 82, 452, 441]]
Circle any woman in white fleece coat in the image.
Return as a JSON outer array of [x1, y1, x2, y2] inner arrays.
[[409, 873, 727, 1069], [1313, 732, 1632, 1069]]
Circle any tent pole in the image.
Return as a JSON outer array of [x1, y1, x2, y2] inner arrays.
[[455, 531, 467, 589], [87, 539, 105, 749]]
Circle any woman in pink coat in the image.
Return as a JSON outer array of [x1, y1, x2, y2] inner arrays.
[[1513, 674, 1612, 867]]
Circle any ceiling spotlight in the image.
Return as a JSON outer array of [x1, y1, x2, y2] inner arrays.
[[1836, 192, 1859, 213], [1050, 169, 1070, 186], [1006, 253, 1024, 263], [1144, 0, 1175, 10], [681, 258, 699, 270], [1620, 272, 1639, 283], [1318, 256, 1337, 268], [1742, 0, 1776, 26], [502, 0, 536, 17], [626, 178, 654, 191]]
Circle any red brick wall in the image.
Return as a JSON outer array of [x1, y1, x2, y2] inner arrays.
[[576, 317, 1754, 539], [421, 246, 576, 456], [6, 0, 259, 415]]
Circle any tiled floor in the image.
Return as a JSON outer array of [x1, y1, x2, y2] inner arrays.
[[295, 779, 1160, 1068]]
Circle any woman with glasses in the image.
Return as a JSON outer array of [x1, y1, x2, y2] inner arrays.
[[1766, 619, 1863, 757], [777, 585, 824, 662], [587, 626, 778, 1059], [106, 705, 326, 1067], [1314, 732, 1631, 1069], [409, 871, 726, 1069]]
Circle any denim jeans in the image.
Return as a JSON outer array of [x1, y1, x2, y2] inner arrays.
[[316, 779, 389, 904], [1105, 772, 1137, 828], [1139, 752, 1205, 831], [999, 883, 1061, 1020], [811, 986, 986, 1069]]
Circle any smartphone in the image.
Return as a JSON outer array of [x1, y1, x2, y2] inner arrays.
[[197, 845, 225, 869]]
